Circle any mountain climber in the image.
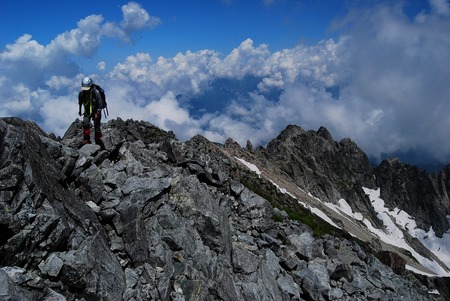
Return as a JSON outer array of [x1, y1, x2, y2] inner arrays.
[[78, 76, 104, 147]]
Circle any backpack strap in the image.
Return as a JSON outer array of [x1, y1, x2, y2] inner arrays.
[[82, 91, 93, 116]]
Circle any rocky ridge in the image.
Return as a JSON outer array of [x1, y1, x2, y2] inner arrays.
[[0, 117, 448, 300]]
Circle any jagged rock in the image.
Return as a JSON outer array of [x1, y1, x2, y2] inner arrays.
[[38, 253, 64, 277], [376, 250, 406, 275], [330, 264, 353, 282], [263, 124, 378, 222], [246, 140, 253, 152], [286, 232, 324, 261], [375, 158, 450, 236], [0, 117, 446, 300], [0, 268, 36, 300], [224, 137, 241, 149]]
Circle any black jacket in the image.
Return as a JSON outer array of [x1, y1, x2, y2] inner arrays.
[[78, 87, 103, 117]]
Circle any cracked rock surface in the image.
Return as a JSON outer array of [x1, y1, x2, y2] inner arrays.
[[0, 117, 446, 300]]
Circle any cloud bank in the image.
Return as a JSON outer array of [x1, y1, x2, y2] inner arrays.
[[1, 1, 450, 168]]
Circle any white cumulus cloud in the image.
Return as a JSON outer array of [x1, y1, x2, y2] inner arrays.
[[121, 1, 161, 32], [1, 1, 450, 168]]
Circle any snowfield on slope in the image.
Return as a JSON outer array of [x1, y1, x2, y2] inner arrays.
[[361, 187, 450, 277], [235, 157, 450, 277]]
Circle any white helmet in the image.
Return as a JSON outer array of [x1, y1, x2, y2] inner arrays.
[[81, 76, 93, 91]]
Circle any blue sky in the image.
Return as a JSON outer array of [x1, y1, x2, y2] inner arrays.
[[1, 0, 450, 169], [1, 0, 348, 70]]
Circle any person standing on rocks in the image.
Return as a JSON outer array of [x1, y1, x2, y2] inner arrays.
[[78, 76, 105, 147]]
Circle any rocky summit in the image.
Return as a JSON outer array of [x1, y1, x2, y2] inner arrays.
[[0, 117, 449, 300]]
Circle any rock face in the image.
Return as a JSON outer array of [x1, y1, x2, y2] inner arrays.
[[0, 117, 446, 300], [263, 125, 377, 217], [375, 158, 450, 236], [262, 124, 450, 237]]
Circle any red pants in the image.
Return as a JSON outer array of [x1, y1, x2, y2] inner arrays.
[[82, 114, 102, 143]]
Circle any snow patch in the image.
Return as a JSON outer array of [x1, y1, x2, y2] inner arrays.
[[362, 187, 450, 277], [322, 188, 450, 276], [268, 179, 297, 199], [325, 199, 363, 221], [235, 157, 261, 177], [310, 207, 341, 229]]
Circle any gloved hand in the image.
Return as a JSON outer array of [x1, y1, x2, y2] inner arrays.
[[78, 111, 82, 116]]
